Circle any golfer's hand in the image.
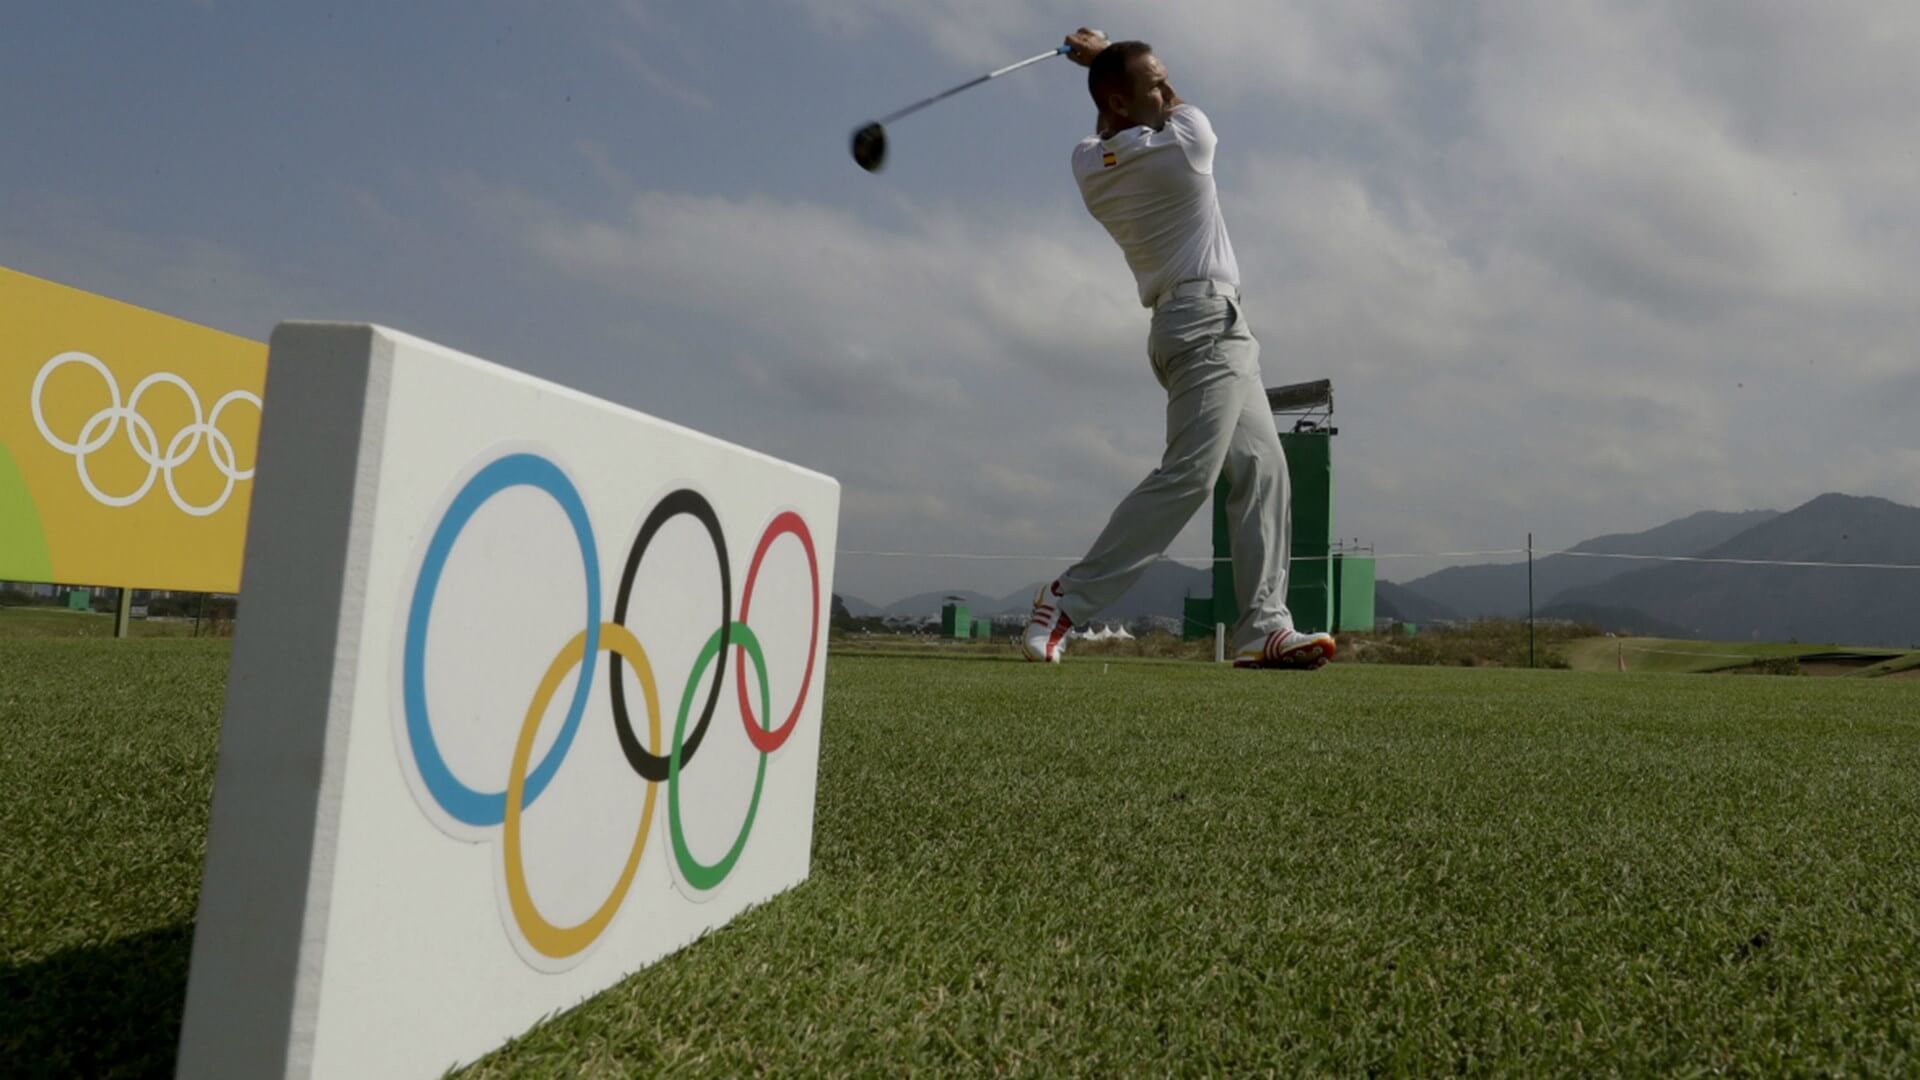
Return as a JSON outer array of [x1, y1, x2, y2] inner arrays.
[[1064, 27, 1107, 67]]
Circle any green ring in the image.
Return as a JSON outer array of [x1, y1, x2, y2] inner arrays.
[[669, 621, 770, 891]]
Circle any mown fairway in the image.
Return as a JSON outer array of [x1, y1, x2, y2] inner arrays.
[[1562, 635, 1917, 675], [3, 641, 1917, 1076]]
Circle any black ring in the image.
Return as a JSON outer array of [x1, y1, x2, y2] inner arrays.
[[609, 488, 730, 782]]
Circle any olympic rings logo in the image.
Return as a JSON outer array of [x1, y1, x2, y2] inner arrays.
[[30, 351, 261, 517], [395, 451, 821, 969]]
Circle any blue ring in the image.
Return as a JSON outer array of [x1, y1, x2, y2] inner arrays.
[[403, 453, 601, 826]]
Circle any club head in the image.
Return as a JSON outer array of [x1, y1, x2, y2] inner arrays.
[[851, 122, 887, 173]]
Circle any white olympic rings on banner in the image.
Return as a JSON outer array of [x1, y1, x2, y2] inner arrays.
[[29, 351, 261, 517]]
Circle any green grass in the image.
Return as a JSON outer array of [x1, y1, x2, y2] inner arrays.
[[0, 605, 202, 639], [0, 639, 229, 1077], [1343, 620, 1594, 670], [1852, 652, 1920, 679], [4, 643, 1919, 1075]]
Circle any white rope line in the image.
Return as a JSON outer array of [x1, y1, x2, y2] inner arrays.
[[1372, 549, 1529, 561], [1552, 551, 1920, 570], [836, 548, 1920, 571], [835, 548, 1528, 564]]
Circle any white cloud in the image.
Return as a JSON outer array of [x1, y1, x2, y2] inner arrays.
[[1467, 2, 1897, 321], [462, 179, 1214, 601], [603, 40, 713, 111], [479, 0, 1920, 601], [0, 196, 316, 342], [779, 0, 1429, 123], [32, 2, 1912, 607]]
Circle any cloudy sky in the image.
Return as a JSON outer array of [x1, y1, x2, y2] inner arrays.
[[5, 2, 1916, 607]]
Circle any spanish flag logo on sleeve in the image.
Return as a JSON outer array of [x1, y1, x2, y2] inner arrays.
[[1102, 150, 1118, 168]]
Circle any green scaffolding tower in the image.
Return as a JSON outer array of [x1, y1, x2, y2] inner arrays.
[[1183, 379, 1374, 639], [940, 599, 971, 639]]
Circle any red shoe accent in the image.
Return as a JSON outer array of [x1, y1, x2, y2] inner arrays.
[[1045, 612, 1074, 659]]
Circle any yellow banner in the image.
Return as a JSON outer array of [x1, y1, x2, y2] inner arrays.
[[1, 266, 266, 592]]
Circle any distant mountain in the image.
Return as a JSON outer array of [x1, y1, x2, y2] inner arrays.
[[1554, 494, 1920, 646], [877, 561, 1215, 621], [996, 560, 1214, 620], [1536, 601, 1691, 638], [834, 593, 882, 618], [1390, 509, 1780, 618], [1375, 580, 1458, 624], [867, 494, 1915, 643], [880, 589, 1004, 619]]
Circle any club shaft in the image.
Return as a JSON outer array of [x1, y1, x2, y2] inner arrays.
[[879, 47, 1066, 125]]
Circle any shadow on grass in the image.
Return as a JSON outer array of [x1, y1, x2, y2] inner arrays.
[[1, 921, 193, 1078]]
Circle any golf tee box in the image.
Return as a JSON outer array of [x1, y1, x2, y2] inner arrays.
[[176, 324, 839, 1078]]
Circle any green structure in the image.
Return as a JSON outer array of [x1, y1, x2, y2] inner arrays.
[[1182, 594, 1214, 639], [940, 603, 996, 642], [1332, 552, 1376, 632], [940, 602, 970, 639], [1184, 379, 1376, 639], [1283, 430, 1335, 633]]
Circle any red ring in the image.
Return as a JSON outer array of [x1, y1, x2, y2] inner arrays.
[[735, 511, 818, 753]]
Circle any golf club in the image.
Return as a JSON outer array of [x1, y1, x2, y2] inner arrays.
[[851, 44, 1071, 173]]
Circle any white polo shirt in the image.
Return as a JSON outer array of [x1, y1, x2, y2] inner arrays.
[[1072, 103, 1241, 308]]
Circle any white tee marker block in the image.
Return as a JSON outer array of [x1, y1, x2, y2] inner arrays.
[[177, 325, 840, 1078]]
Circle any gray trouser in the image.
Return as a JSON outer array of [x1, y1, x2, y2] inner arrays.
[[1056, 290, 1293, 647]]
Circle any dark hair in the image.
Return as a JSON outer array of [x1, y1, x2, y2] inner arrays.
[[1087, 41, 1154, 109]]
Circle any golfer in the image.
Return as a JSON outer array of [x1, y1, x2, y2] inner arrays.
[[1021, 29, 1336, 670]]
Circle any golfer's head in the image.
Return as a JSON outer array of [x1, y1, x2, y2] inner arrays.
[[1088, 42, 1172, 130]]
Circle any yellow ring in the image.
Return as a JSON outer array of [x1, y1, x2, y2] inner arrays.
[[502, 621, 660, 959]]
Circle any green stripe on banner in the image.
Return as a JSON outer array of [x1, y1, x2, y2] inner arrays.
[[0, 440, 54, 582]]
